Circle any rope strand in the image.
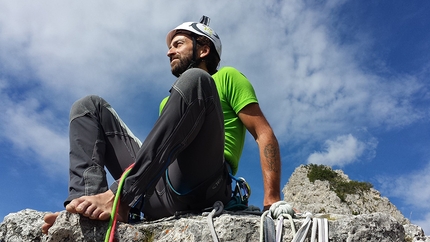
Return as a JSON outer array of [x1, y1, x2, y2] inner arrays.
[[105, 163, 135, 242]]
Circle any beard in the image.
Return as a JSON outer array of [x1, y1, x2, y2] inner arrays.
[[171, 54, 193, 77]]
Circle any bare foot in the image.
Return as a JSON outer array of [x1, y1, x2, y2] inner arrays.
[[65, 190, 130, 222], [66, 190, 116, 220], [42, 212, 60, 235]]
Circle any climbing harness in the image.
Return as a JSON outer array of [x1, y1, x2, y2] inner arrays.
[[105, 166, 253, 242], [105, 163, 135, 242], [204, 173, 252, 242], [259, 201, 329, 242], [103, 165, 329, 242]]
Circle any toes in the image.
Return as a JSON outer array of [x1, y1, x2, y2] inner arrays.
[[41, 223, 50, 235], [83, 204, 97, 218], [89, 207, 110, 220], [42, 212, 60, 234], [65, 203, 76, 213], [76, 200, 90, 213], [98, 210, 111, 220], [67, 198, 93, 215], [66, 197, 86, 213], [43, 212, 59, 224], [64, 194, 114, 221]]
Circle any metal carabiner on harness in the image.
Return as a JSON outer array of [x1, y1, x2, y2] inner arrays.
[[230, 175, 252, 204]]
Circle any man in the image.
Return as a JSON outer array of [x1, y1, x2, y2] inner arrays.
[[42, 17, 281, 234]]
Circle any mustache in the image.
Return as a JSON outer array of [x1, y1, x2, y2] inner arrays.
[[170, 56, 180, 62]]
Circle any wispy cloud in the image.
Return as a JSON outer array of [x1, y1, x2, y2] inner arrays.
[[306, 134, 377, 167], [1, 0, 429, 230], [414, 213, 430, 236], [0, 0, 427, 178], [0, 87, 68, 175], [379, 162, 430, 209], [222, 1, 427, 148], [378, 161, 430, 233], [1, 1, 426, 149]]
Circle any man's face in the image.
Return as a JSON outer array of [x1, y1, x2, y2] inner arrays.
[[167, 34, 194, 77]]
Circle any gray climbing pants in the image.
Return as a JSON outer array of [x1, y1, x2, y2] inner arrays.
[[65, 68, 232, 220]]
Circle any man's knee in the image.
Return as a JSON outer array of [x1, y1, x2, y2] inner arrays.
[[181, 68, 211, 79], [70, 95, 107, 121]]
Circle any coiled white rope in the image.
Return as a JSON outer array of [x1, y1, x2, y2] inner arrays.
[[260, 201, 328, 242], [310, 217, 328, 242], [291, 212, 313, 242], [259, 201, 295, 242]]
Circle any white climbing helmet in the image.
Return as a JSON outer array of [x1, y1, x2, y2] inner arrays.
[[166, 16, 222, 59]]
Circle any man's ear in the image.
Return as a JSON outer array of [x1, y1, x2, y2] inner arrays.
[[198, 45, 210, 58]]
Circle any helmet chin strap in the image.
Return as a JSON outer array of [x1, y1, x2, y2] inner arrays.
[[188, 15, 209, 70], [186, 36, 202, 70]]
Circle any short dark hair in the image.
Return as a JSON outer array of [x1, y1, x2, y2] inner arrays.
[[195, 35, 220, 75]]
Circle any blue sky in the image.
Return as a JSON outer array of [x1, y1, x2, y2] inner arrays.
[[1, 0, 430, 234]]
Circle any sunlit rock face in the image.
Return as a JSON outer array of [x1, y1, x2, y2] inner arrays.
[[1, 165, 428, 241]]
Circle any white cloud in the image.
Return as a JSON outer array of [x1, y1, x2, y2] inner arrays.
[[0, 0, 426, 148], [0, 91, 68, 175], [377, 162, 430, 234], [306, 134, 376, 167], [379, 162, 430, 210], [0, 0, 427, 180], [0, 0, 429, 231], [227, 1, 427, 145], [413, 212, 430, 237], [0, 1, 170, 99]]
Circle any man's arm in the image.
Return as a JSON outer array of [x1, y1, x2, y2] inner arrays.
[[238, 103, 281, 209]]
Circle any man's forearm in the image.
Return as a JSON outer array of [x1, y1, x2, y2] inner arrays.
[[259, 134, 281, 207]]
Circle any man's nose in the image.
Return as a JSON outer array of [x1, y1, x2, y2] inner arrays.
[[167, 48, 175, 57]]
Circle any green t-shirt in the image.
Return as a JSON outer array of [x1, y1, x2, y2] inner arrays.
[[159, 66, 258, 174]]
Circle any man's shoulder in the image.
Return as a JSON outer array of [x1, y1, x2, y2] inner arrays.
[[216, 66, 240, 75], [214, 66, 248, 80]]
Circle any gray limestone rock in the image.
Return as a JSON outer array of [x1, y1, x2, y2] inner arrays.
[[1, 209, 428, 241], [0, 209, 46, 242], [283, 165, 409, 224], [1, 165, 429, 241]]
